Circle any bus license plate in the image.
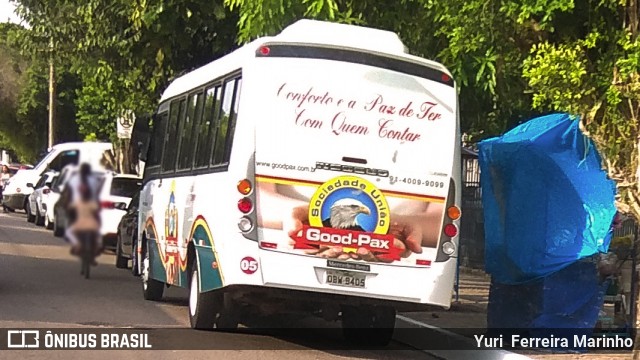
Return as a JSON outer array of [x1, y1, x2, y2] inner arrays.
[[325, 270, 366, 288]]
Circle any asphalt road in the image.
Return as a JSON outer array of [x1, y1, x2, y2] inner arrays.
[[0, 211, 438, 360]]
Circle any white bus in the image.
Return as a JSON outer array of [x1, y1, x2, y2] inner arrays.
[[135, 19, 462, 344]]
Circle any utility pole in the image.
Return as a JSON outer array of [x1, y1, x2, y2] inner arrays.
[[48, 37, 55, 149]]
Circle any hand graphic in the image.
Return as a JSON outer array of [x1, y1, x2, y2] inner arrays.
[[388, 220, 424, 256], [285, 205, 351, 259], [349, 220, 422, 262], [284, 205, 310, 240]]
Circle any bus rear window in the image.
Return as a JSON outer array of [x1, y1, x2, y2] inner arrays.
[[110, 178, 142, 198]]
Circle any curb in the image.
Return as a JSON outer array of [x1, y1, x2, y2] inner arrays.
[[394, 315, 533, 360], [457, 267, 491, 277]]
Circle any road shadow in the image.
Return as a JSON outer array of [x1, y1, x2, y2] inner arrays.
[[161, 296, 189, 307], [190, 313, 433, 359]]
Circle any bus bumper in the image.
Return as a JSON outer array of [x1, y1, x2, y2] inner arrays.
[[253, 250, 457, 309]]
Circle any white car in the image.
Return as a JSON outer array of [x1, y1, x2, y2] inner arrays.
[[25, 170, 58, 226], [43, 173, 65, 232], [98, 174, 142, 250], [2, 142, 113, 212]]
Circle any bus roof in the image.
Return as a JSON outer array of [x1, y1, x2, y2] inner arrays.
[[275, 19, 407, 54], [160, 19, 453, 103], [159, 37, 267, 102]]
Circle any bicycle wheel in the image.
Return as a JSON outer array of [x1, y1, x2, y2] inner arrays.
[[82, 240, 91, 279], [84, 256, 90, 279]]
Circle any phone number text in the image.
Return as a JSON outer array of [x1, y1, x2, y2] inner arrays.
[[389, 176, 445, 188]]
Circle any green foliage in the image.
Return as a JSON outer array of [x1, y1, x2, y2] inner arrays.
[[522, 41, 592, 114], [500, 0, 574, 31], [0, 22, 55, 162], [517, 1, 640, 219], [225, 0, 341, 43], [11, 0, 239, 145]]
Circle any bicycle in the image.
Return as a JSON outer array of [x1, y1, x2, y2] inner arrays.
[[79, 232, 97, 279]]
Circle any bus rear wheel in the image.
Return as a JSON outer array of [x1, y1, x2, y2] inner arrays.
[[341, 305, 396, 346], [188, 266, 220, 329]]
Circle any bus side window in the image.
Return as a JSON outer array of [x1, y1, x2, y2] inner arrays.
[[177, 92, 202, 171], [195, 85, 222, 168], [223, 78, 242, 162], [188, 89, 206, 168], [147, 112, 169, 168], [162, 98, 186, 173], [211, 77, 241, 166]]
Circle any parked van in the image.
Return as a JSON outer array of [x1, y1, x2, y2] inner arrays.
[[2, 142, 113, 211]]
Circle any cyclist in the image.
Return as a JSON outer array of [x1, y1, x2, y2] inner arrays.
[[64, 163, 102, 263]]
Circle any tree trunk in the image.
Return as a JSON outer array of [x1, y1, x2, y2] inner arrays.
[[637, 135, 640, 196], [635, 136, 640, 360], [48, 38, 55, 149], [631, 0, 639, 39], [112, 139, 135, 174], [128, 137, 140, 175], [122, 138, 131, 174], [116, 140, 124, 174]]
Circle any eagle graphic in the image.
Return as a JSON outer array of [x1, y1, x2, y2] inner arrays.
[[321, 198, 371, 232]]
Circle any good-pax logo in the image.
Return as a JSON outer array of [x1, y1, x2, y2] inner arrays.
[[292, 176, 402, 261]]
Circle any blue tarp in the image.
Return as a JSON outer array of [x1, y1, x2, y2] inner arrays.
[[486, 259, 609, 351], [478, 113, 617, 285]]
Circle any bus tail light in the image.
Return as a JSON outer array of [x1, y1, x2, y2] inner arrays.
[[238, 216, 253, 232], [238, 174, 257, 237], [260, 241, 278, 249], [447, 205, 461, 220], [237, 179, 252, 195], [442, 241, 456, 255], [436, 178, 459, 263], [238, 198, 253, 214], [444, 224, 458, 238], [416, 259, 432, 266]]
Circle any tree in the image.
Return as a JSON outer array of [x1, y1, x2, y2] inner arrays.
[[0, 22, 32, 161], [515, 0, 639, 221], [11, 0, 239, 171], [0, 22, 79, 162], [11, 0, 87, 149], [13, 51, 81, 157], [511, 1, 640, 355]]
